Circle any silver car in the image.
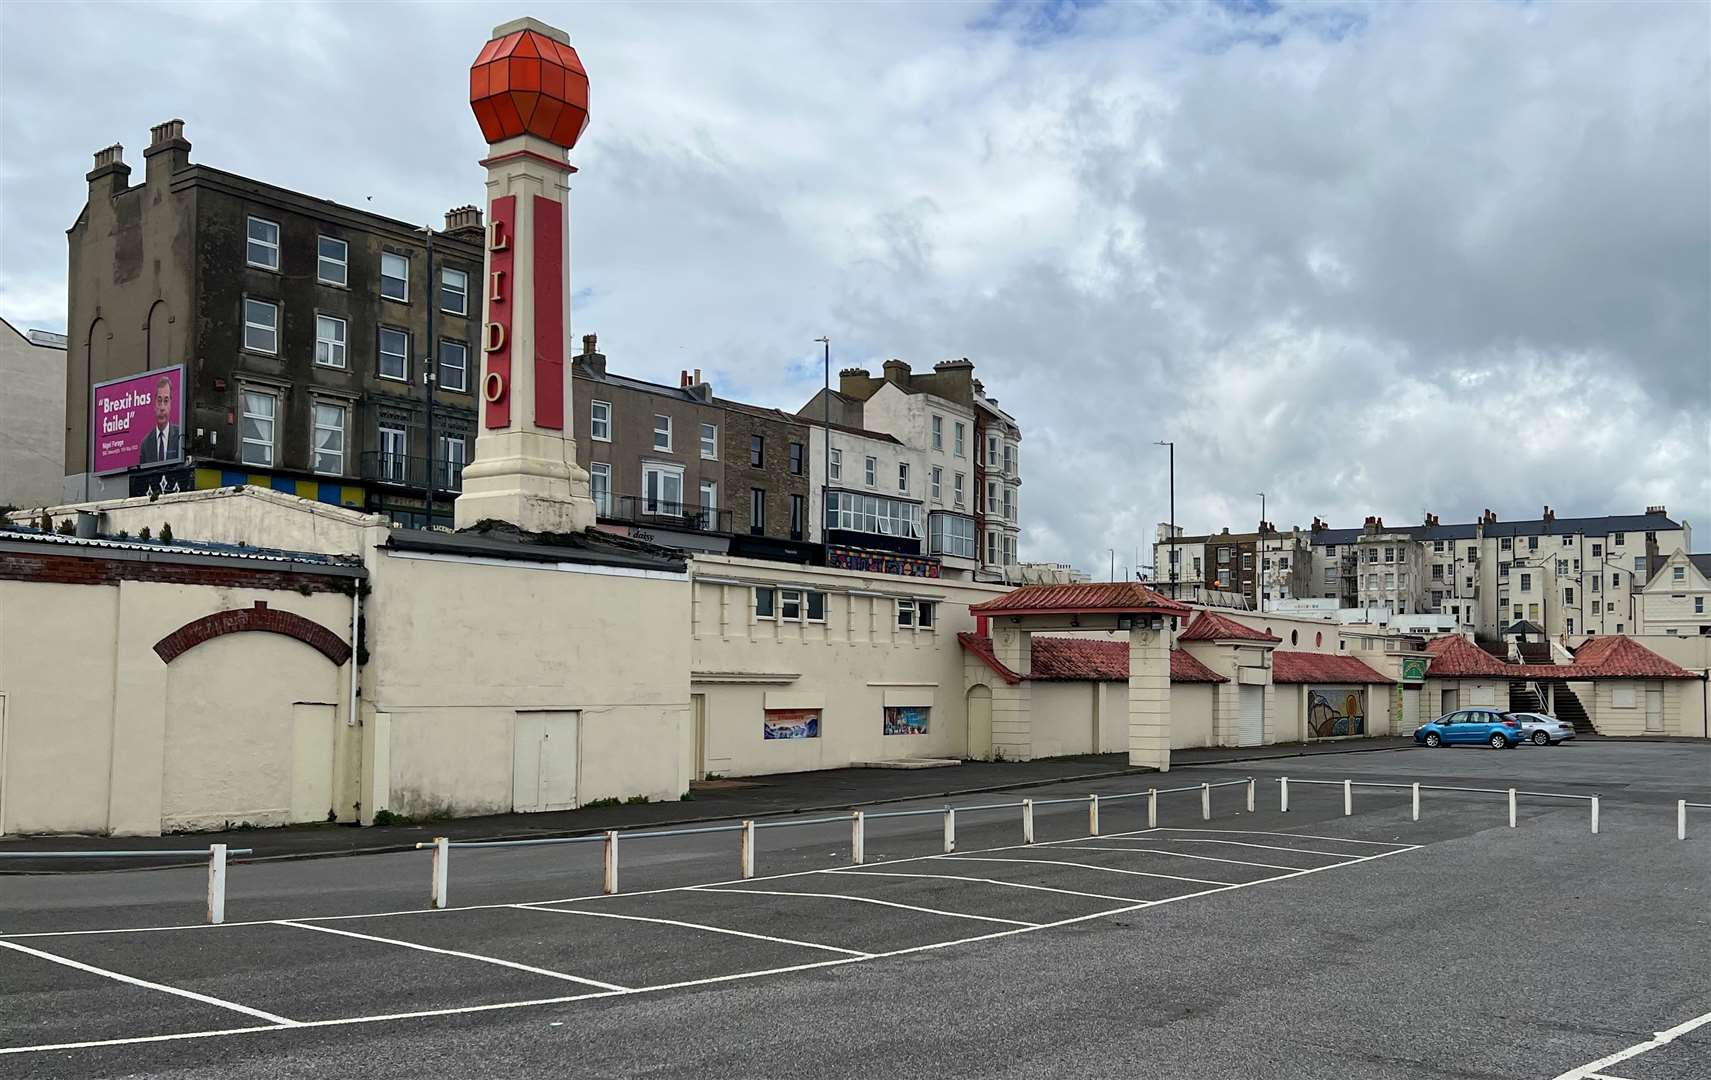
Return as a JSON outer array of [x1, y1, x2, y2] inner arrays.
[[1511, 712, 1576, 746]]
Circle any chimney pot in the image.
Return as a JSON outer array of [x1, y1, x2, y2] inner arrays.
[[444, 204, 484, 233], [882, 358, 911, 386], [87, 143, 131, 198], [582, 333, 597, 355], [148, 119, 185, 147], [680, 370, 690, 388], [93, 144, 124, 170]]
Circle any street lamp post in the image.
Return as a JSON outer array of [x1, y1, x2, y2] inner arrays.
[[1154, 440, 1175, 598], [815, 337, 830, 545], [1257, 491, 1266, 611]]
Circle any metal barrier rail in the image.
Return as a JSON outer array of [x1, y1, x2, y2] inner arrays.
[[0, 846, 252, 924], [410, 777, 1263, 907], [1278, 777, 1601, 832], [1681, 801, 1711, 840]]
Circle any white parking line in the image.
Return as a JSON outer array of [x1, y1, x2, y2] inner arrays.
[[0, 940, 298, 1026], [1549, 1007, 1711, 1080], [277, 920, 629, 992], [1053, 842, 1301, 870], [691, 887, 1042, 927], [827, 869, 1147, 905], [1149, 828, 1410, 847], [513, 904, 874, 958], [940, 856, 1231, 886], [1140, 838, 1357, 858]]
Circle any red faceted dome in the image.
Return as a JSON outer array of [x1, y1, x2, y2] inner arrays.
[[469, 28, 589, 149]]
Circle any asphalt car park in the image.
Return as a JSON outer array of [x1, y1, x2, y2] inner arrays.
[[1, 740, 1706, 1080]]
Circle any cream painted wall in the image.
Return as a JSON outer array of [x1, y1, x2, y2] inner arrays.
[[1030, 682, 1099, 758], [1586, 680, 1687, 737], [0, 575, 353, 835], [1171, 684, 1216, 749], [689, 555, 1007, 776]]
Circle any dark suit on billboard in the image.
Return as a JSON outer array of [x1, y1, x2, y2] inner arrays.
[[137, 425, 181, 466]]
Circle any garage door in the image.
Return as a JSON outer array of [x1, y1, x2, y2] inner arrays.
[[513, 710, 579, 812], [1238, 684, 1263, 747], [1401, 688, 1421, 733]]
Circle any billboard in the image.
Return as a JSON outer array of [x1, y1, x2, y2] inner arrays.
[[93, 365, 184, 475]]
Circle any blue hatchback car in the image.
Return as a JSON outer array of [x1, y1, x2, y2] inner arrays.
[[1414, 708, 1524, 749]]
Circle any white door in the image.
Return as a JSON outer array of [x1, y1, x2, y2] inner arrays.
[[1440, 687, 1459, 716], [1402, 688, 1421, 733], [1238, 684, 1264, 747], [289, 702, 337, 824], [1645, 688, 1664, 733], [513, 711, 579, 812]]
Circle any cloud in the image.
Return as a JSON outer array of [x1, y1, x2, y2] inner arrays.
[[1, 0, 1705, 573]]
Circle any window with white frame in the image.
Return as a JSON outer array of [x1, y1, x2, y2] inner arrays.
[[440, 435, 467, 489], [379, 426, 407, 482], [243, 298, 278, 354], [700, 422, 718, 459], [954, 472, 965, 507], [1674, 565, 1687, 582], [439, 340, 468, 392], [380, 252, 409, 302], [314, 314, 346, 368], [754, 586, 774, 619], [311, 402, 347, 475], [807, 590, 825, 621], [780, 589, 804, 622], [953, 421, 965, 457], [316, 235, 347, 286], [653, 414, 672, 452], [829, 448, 842, 480], [987, 531, 999, 564], [896, 598, 934, 628], [379, 327, 409, 381], [441, 268, 468, 315], [898, 462, 909, 494], [590, 400, 611, 441], [246, 216, 279, 270], [931, 414, 943, 450], [239, 389, 276, 466], [589, 462, 611, 515], [986, 479, 998, 512], [698, 480, 718, 527], [987, 433, 1000, 466], [929, 512, 976, 558], [1001, 486, 1013, 522], [643, 462, 684, 514], [1004, 442, 1017, 475], [864, 456, 877, 486], [930, 466, 942, 501], [824, 491, 921, 539]]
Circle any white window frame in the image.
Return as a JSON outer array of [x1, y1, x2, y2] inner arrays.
[[954, 472, 965, 508], [316, 235, 347, 286], [864, 456, 877, 486], [987, 433, 1000, 466], [243, 298, 278, 355], [898, 462, 909, 494], [380, 252, 410, 303], [311, 401, 347, 476], [314, 313, 346, 368], [439, 434, 467, 489], [953, 422, 966, 457], [829, 448, 842, 481], [378, 326, 409, 382], [440, 268, 468, 316], [780, 589, 804, 623], [930, 466, 942, 501], [931, 414, 943, 450], [896, 598, 916, 628], [239, 389, 277, 467], [643, 461, 684, 514], [246, 216, 279, 271], [589, 461, 612, 516], [378, 426, 408, 482], [590, 400, 611, 442], [699, 479, 718, 515], [653, 414, 673, 453], [700, 422, 718, 460], [439, 339, 468, 392]]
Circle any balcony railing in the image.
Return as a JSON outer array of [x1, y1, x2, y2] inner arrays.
[[360, 452, 464, 492], [600, 494, 732, 534]]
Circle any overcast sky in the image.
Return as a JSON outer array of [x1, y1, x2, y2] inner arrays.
[[2, 0, 1706, 573]]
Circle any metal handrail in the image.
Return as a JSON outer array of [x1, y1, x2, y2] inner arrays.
[[0, 848, 254, 858]]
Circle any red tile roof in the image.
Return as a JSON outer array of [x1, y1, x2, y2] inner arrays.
[[1176, 610, 1281, 644], [1270, 651, 1394, 685], [1562, 636, 1697, 679], [1423, 634, 1514, 677], [969, 582, 1191, 617], [956, 634, 1226, 684]]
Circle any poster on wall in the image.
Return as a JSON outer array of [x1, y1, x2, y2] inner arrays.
[[1307, 686, 1366, 738], [763, 708, 821, 740], [93, 365, 185, 475], [883, 706, 930, 736]]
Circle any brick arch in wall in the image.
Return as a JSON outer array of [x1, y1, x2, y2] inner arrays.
[[153, 601, 351, 666]]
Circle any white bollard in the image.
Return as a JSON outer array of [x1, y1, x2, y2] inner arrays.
[[206, 844, 228, 925], [1088, 795, 1101, 837], [852, 811, 865, 864], [1022, 799, 1035, 844], [1411, 782, 1420, 822], [431, 836, 449, 909], [1280, 777, 1290, 813], [944, 807, 956, 853], [740, 820, 756, 878], [1590, 797, 1600, 835], [1147, 787, 1159, 829], [1343, 780, 1353, 817], [1246, 778, 1256, 814], [1508, 788, 1517, 829], [1679, 800, 1688, 841], [603, 831, 619, 895], [1200, 783, 1211, 822]]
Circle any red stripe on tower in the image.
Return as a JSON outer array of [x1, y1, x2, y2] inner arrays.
[[484, 194, 516, 430], [532, 195, 564, 430]]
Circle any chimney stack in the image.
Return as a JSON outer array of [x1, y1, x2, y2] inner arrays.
[[87, 143, 130, 200], [1646, 504, 1667, 516], [882, 358, 911, 386], [444, 204, 484, 234], [1543, 505, 1555, 525], [575, 332, 606, 377], [838, 367, 872, 396], [931, 357, 976, 403], [144, 119, 191, 183]]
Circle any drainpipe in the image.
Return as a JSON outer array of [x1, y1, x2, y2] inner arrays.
[[348, 587, 361, 737]]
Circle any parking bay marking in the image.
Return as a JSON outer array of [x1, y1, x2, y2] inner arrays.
[[277, 920, 630, 992], [0, 939, 299, 1027], [0, 841, 1418, 1056], [1054, 843, 1301, 870], [1136, 837, 1370, 859], [691, 886, 1042, 927], [512, 904, 875, 958], [827, 869, 1147, 905], [938, 856, 1231, 887], [1549, 1007, 1711, 1080]]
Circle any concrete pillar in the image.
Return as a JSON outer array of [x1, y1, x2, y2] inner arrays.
[[1128, 625, 1171, 770], [990, 625, 1033, 760]]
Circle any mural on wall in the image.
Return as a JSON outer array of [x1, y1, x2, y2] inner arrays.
[[883, 706, 930, 735], [1307, 686, 1366, 738], [763, 708, 821, 740]]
